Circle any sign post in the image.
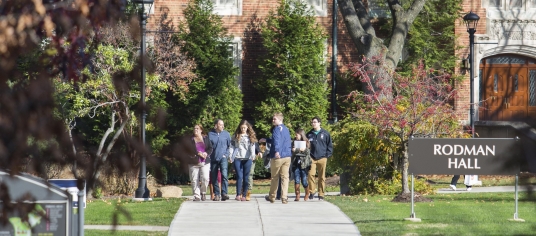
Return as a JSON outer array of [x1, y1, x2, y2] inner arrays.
[[408, 137, 521, 221]]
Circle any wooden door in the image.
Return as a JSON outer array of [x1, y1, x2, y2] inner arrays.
[[482, 68, 507, 120], [481, 67, 528, 121], [503, 67, 527, 120]]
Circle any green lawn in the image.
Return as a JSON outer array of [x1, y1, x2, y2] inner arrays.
[[327, 193, 536, 236], [85, 198, 183, 226]]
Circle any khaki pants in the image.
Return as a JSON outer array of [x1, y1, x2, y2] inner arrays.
[[308, 158, 327, 197], [189, 163, 210, 199], [269, 157, 291, 200]]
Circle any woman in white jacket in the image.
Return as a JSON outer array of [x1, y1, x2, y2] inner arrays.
[[230, 120, 257, 201]]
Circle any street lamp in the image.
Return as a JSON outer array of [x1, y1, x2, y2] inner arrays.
[[134, 0, 153, 199], [463, 11, 479, 138]]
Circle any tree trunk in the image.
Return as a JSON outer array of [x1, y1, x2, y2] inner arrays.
[[91, 108, 130, 189], [338, 0, 427, 95]]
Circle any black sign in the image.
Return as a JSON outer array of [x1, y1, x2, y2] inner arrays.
[[408, 138, 520, 175]]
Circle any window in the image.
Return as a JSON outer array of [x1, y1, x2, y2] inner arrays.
[[530, 70, 536, 106], [212, 0, 242, 15], [304, 0, 327, 16], [509, 0, 522, 8], [369, 0, 390, 18], [228, 37, 243, 88], [485, 0, 536, 8], [489, 0, 502, 7]]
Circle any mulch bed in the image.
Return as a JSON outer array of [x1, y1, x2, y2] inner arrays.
[[391, 192, 433, 203]]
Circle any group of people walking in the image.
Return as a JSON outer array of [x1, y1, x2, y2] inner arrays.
[[187, 112, 333, 203]]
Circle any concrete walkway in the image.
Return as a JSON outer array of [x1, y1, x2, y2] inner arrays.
[[436, 185, 532, 194], [167, 193, 361, 236], [85, 186, 533, 234]]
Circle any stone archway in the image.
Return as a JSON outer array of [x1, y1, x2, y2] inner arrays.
[[478, 54, 536, 123]]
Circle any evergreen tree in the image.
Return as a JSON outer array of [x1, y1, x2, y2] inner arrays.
[[174, 0, 243, 134], [255, 0, 329, 134]]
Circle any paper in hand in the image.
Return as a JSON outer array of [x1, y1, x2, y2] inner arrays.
[[294, 141, 306, 149]]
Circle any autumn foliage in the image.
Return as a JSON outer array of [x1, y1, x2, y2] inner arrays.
[[345, 57, 466, 196]]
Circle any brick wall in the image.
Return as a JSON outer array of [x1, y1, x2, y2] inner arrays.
[[148, 0, 360, 121], [454, 0, 487, 123]]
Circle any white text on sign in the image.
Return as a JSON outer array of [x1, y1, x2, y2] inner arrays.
[[433, 145, 495, 156]]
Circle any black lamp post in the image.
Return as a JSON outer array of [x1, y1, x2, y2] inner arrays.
[[463, 11, 480, 138], [134, 0, 153, 199]]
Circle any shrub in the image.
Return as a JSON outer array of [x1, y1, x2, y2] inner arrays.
[[92, 186, 103, 199], [331, 119, 397, 194], [373, 171, 434, 195]]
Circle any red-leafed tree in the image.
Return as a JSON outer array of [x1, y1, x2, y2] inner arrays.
[[347, 57, 467, 200]]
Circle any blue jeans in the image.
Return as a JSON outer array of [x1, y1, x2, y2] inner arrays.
[[210, 158, 228, 196], [233, 159, 252, 196], [293, 168, 308, 187]]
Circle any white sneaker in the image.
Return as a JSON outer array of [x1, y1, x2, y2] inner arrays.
[[466, 187, 472, 191], [449, 185, 457, 191]]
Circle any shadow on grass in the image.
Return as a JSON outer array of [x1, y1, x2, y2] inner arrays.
[[353, 219, 403, 224]]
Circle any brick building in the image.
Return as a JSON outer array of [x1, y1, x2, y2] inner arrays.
[[147, 0, 358, 121], [147, 0, 536, 128], [455, 0, 536, 127]]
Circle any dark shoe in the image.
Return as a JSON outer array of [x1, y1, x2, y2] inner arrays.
[[282, 198, 288, 204], [222, 194, 229, 201], [201, 194, 206, 201], [193, 197, 201, 201], [214, 195, 221, 201], [265, 195, 274, 203], [319, 196, 324, 201], [309, 193, 314, 200]]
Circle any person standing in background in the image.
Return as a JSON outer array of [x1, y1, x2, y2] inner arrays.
[[307, 116, 333, 201], [208, 119, 232, 201]]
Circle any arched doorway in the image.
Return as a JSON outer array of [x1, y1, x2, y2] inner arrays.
[[479, 54, 536, 123]]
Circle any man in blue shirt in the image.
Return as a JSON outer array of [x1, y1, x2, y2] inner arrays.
[[262, 112, 292, 204], [208, 119, 232, 201]]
